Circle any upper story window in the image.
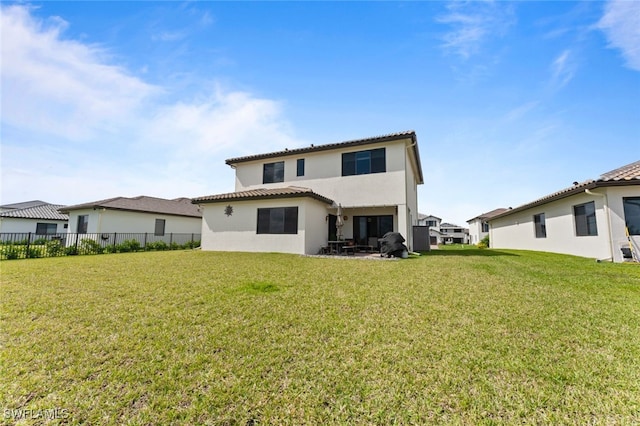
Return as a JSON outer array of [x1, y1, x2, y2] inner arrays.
[[263, 161, 284, 184], [342, 148, 385, 176], [482, 222, 489, 233], [426, 220, 437, 227], [574, 201, 597, 236], [297, 159, 305, 177]]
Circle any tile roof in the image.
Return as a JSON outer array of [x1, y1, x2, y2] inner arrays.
[[599, 160, 640, 181], [225, 130, 424, 184], [467, 208, 509, 223], [59, 196, 202, 218], [192, 186, 334, 205], [0, 200, 49, 210], [490, 160, 640, 220], [0, 203, 68, 220]]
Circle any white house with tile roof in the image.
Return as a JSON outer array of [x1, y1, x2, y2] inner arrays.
[[192, 131, 424, 255], [59, 196, 202, 235], [488, 160, 640, 262], [467, 208, 508, 245], [0, 201, 69, 234]]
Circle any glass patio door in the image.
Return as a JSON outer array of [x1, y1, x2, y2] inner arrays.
[[353, 215, 393, 246]]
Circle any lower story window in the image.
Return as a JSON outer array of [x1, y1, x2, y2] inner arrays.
[[36, 223, 57, 235], [155, 219, 166, 236], [574, 201, 597, 236], [623, 197, 640, 235], [257, 207, 298, 234], [534, 213, 546, 238], [77, 215, 88, 234]]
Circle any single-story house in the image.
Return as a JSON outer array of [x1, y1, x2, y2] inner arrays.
[[467, 208, 508, 245], [0, 200, 69, 234], [59, 196, 202, 238], [488, 160, 640, 262], [192, 131, 424, 255]]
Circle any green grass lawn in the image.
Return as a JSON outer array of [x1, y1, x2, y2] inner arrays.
[[2, 248, 639, 424]]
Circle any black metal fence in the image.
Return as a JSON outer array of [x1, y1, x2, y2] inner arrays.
[[0, 232, 201, 260]]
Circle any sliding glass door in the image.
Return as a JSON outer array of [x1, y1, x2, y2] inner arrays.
[[353, 215, 393, 247]]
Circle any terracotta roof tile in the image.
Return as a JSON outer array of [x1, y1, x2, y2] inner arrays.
[[192, 186, 334, 205], [225, 130, 424, 184], [490, 160, 640, 220], [599, 160, 640, 181], [467, 208, 509, 223]]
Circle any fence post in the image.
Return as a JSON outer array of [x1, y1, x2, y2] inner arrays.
[[191, 233, 194, 248], [113, 233, 117, 251], [170, 233, 173, 247], [144, 233, 148, 250], [26, 232, 31, 258]]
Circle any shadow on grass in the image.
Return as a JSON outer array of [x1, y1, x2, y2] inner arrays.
[[418, 248, 519, 257]]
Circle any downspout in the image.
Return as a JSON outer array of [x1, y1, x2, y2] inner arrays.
[[97, 208, 106, 234], [406, 138, 418, 250], [585, 189, 614, 262]]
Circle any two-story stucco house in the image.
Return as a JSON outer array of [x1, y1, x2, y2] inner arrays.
[[192, 131, 424, 255], [488, 160, 640, 262]]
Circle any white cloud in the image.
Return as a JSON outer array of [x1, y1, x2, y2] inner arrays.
[[550, 49, 576, 89], [596, 0, 640, 71], [0, 5, 158, 141], [437, 1, 515, 60], [0, 5, 299, 205]]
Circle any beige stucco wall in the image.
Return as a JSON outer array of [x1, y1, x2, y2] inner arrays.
[[0, 218, 68, 234], [200, 197, 330, 255], [66, 209, 201, 234], [490, 185, 640, 262], [230, 138, 420, 246]]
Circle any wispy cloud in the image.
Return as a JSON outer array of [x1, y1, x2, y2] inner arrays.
[[550, 49, 576, 89], [0, 5, 298, 204], [437, 1, 515, 60], [1, 5, 158, 141], [596, 0, 640, 71], [505, 101, 540, 122]]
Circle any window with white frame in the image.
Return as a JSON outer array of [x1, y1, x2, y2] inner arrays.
[[36, 223, 57, 235], [574, 201, 597, 236], [623, 197, 640, 235], [77, 215, 88, 234], [155, 219, 166, 236], [533, 213, 546, 238], [263, 161, 284, 184], [257, 207, 298, 234]]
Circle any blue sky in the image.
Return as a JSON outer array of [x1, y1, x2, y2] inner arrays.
[[1, 1, 639, 226]]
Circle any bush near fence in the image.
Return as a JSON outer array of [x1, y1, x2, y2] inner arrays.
[[0, 233, 201, 260]]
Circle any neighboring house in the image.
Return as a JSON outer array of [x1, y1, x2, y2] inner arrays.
[[192, 131, 424, 255], [0, 201, 69, 234], [417, 214, 441, 228], [59, 196, 202, 236], [440, 223, 470, 244], [467, 208, 508, 245], [488, 160, 640, 262], [417, 214, 442, 245]]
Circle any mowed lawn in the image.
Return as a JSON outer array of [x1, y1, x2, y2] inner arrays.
[[1, 248, 639, 425]]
